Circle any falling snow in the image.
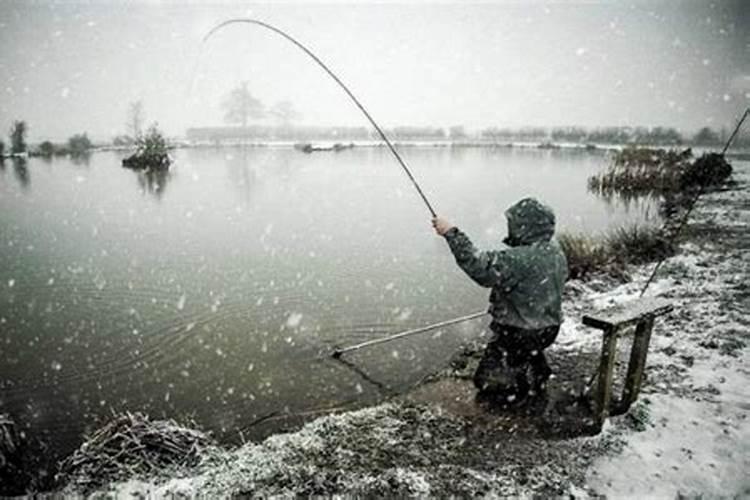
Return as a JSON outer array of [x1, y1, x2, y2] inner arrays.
[[286, 312, 303, 328]]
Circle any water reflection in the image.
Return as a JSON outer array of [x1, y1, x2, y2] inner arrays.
[[69, 152, 91, 167], [593, 189, 661, 213], [12, 158, 30, 190], [587, 179, 687, 229], [135, 168, 171, 198], [224, 147, 258, 205]]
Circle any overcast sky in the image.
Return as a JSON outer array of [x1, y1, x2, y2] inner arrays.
[[1, 1, 748, 141]]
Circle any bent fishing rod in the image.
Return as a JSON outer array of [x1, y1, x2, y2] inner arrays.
[[203, 19, 488, 358], [202, 18, 437, 218]]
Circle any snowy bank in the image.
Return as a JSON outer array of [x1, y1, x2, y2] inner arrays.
[[586, 166, 750, 497], [79, 402, 612, 498]]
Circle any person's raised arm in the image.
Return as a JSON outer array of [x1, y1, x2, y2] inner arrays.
[[432, 217, 510, 288]]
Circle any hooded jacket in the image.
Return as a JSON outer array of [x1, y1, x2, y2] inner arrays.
[[444, 198, 568, 330]]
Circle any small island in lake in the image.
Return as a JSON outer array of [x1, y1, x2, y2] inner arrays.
[[122, 124, 171, 171]]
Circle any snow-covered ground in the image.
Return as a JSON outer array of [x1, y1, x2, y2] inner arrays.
[[70, 164, 748, 498], [587, 169, 750, 497]]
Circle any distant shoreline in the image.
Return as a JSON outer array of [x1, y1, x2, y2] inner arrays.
[[11, 140, 748, 161], [93, 140, 750, 158]]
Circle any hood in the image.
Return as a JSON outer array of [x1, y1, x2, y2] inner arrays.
[[503, 197, 556, 246]]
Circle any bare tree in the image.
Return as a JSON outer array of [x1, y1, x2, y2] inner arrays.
[[127, 100, 145, 139], [269, 100, 300, 127], [223, 82, 264, 128], [9, 120, 27, 154]]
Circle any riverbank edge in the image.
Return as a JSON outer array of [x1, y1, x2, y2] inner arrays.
[[54, 164, 748, 497]]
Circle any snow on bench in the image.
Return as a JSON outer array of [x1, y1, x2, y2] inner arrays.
[[582, 297, 674, 429]]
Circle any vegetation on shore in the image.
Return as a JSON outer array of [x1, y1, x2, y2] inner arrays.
[[2, 119, 94, 159], [34, 133, 93, 158], [588, 147, 732, 197], [560, 224, 675, 281], [185, 121, 750, 147], [575, 144, 734, 280]]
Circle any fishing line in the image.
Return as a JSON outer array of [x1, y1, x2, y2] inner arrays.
[[200, 18, 437, 218]]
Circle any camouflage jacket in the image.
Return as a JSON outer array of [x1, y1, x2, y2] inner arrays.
[[444, 198, 568, 330]]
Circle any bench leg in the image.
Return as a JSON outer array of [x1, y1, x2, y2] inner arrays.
[[594, 327, 618, 428], [615, 317, 655, 415]]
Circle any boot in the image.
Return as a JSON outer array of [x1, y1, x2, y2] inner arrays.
[[529, 353, 552, 396]]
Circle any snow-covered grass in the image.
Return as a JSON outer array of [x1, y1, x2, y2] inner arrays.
[[559, 223, 673, 281]]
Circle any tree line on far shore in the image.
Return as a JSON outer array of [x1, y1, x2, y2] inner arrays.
[[191, 82, 748, 146], [2, 79, 747, 157], [186, 122, 748, 147], [1, 120, 92, 159]]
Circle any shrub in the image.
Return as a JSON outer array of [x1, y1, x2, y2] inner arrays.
[[679, 152, 732, 189], [135, 125, 168, 156], [67, 133, 93, 156], [122, 124, 171, 171], [38, 141, 56, 157]]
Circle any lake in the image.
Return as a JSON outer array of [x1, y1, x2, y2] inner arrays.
[[0, 146, 658, 461]]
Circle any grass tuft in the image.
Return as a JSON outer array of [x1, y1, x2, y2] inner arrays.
[[604, 225, 674, 265], [558, 233, 611, 281], [560, 224, 675, 280]]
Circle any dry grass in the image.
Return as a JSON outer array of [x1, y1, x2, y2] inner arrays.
[[604, 225, 674, 265], [559, 233, 613, 281], [588, 147, 693, 196], [589, 147, 732, 199], [560, 224, 674, 280], [57, 412, 216, 491]]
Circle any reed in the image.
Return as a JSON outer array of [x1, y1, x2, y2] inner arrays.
[[588, 147, 692, 196], [560, 224, 674, 280], [588, 147, 732, 198]]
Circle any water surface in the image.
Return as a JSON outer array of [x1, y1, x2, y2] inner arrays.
[[0, 146, 658, 458]]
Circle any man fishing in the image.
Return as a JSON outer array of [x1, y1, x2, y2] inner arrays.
[[432, 197, 568, 405]]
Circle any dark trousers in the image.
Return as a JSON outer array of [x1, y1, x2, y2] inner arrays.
[[473, 323, 560, 399]]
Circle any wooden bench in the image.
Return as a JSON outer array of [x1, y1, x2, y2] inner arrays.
[[582, 297, 673, 429]]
